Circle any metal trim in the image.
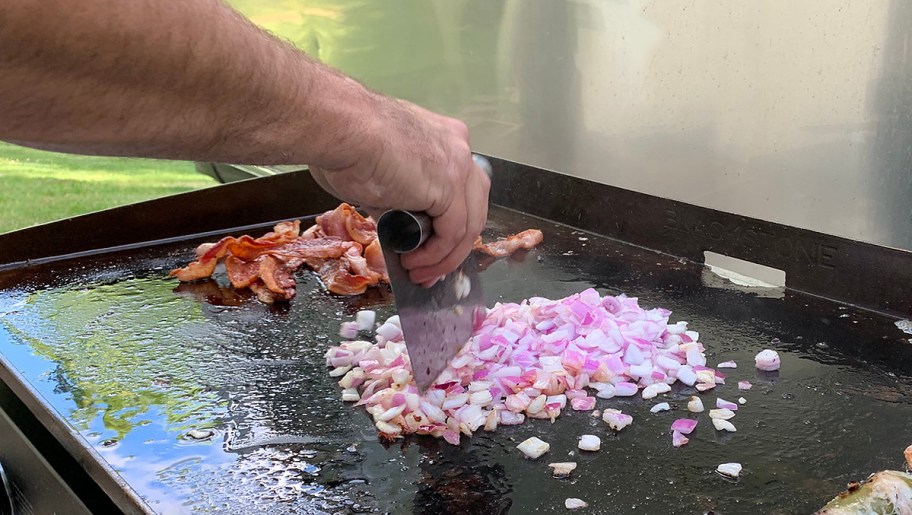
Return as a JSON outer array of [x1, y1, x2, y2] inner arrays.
[[488, 156, 912, 318]]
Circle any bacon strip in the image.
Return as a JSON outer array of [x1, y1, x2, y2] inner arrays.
[[473, 229, 544, 258]]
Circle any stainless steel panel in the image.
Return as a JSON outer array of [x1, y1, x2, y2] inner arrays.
[[232, 0, 912, 251]]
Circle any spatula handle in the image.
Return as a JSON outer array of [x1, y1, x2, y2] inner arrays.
[[378, 154, 493, 254]]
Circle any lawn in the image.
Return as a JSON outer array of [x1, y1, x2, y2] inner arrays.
[[0, 143, 217, 234]]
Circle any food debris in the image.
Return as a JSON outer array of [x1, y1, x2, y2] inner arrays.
[[565, 498, 589, 510], [578, 434, 601, 451], [717, 360, 737, 368], [517, 437, 550, 459], [738, 381, 753, 390], [738, 397, 747, 405], [603, 409, 633, 431], [716, 463, 742, 479], [755, 349, 781, 371], [650, 402, 671, 413], [687, 396, 705, 413], [549, 462, 577, 477]]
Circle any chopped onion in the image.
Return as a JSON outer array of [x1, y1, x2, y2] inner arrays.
[[709, 408, 735, 420], [614, 382, 639, 397], [565, 498, 588, 510], [755, 349, 781, 371], [712, 418, 737, 432], [570, 396, 596, 411], [327, 289, 711, 444], [671, 418, 698, 435], [738, 397, 747, 405], [339, 321, 359, 339], [716, 462, 742, 478], [650, 402, 671, 413], [642, 382, 671, 399], [517, 437, 550, 458], [716, 398, 738, 411], [355, 310, 376, 331], [548, 462, 577, 477], [672, 430, 689, 447], [687, 396, 704, 413], [716, 360, 737, 368], [904, 444, 912, 469], [578, 434, 601, 451], [738, 381, 753, 390], [603, 409, 633, 431]]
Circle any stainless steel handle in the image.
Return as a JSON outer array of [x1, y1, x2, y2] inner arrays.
[[377, 154, 493, 254]]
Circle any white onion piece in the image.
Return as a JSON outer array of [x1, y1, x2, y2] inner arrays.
[[755, 349, 781, 371], [738, 381, 753, 390], [548, 462, 577, 477], [603, 409, 633, 431], [517, 437, 550, 458], [341, 389, 360, 402], [565, 498, 588, 510], [650, 402, 671, 413], [687, 396, 705, 413], [709, 408, 735, 420], [578, 434, 601, 451], [595, 384, 616, 399], [642, 382, 671, 399], [738, 397, 747, 405], [712, 418, 737, 432], [499, 411, 525, 425], [716, 462, 742, 478], [716, 360, 737, 368], [339, 321, 359, 339], [355, 310, 376, 331], [672, 430, 689, 447]]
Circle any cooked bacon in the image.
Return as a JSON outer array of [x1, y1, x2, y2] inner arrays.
[[316, 204, 352, 239], [318, 259, 373, 296], [259, 255, 296, 298], [473, 229, 544, 258], [363, 239, 388, 282], [171, 203, 389, 302], [225, 255, 261, 289]]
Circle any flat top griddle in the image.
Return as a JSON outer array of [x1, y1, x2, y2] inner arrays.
[[1, 204, 911, 515]]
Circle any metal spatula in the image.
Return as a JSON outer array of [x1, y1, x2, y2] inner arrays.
[[377, 155, 492, 392]]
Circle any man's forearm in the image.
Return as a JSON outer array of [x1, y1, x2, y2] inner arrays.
[[0, 0, 374, 167]]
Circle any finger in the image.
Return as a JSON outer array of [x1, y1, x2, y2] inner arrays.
[[406, 163, 489, 282], [400, 194, 467, 277]]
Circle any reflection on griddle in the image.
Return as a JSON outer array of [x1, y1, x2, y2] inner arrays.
[[173, 279, 251, 307]]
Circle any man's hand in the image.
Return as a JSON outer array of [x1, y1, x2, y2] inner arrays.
[[309, 98, 490, 285]]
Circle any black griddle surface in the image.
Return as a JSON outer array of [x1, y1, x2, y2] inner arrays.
[[0, 207, 910, 514]]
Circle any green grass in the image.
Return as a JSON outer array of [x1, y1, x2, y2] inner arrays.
[[0, 143, 217, 234]]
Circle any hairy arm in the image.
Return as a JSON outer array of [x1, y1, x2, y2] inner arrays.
[[0, 0, 370, 167], [0, 0, 489, 283]]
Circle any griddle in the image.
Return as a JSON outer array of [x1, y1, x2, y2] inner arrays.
[[0, 158, 910, 514]]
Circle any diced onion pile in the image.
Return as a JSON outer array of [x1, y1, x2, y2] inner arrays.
[[324, 288, 723, 444]]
